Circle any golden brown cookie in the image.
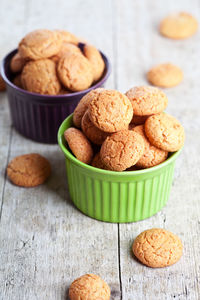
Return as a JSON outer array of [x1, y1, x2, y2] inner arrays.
[[10, 52, 25, 73], [131, 115, 149, 125], [64, 127, 93, 164], [125, 86, 168, 116], [13, 74, 23, 88], [55, 29, 79, 45], [132, 228, 183, 268], [160, 12, 198, 39], [83, 44, 105, 82], [147, 63, 183, 88], [88, 90, 133, 133], [91, 152, 109, 170], [100, 130, 145, 171], [81, 110, 110, 145], [51, 42, 82, 63], [19, 29, 61, 60], [69, 274, 110, 300], [145, 113, 185, 152], [21, 59, 61, 95], [73, 88, 104, 128], [0, 74, 6, 91], [7, 153, 51, 187], [57, 52, 93, 91], [132, 125, 168, 168]]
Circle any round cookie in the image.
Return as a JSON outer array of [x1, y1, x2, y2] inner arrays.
[[145, 113, 185, 152], [69, 274, 110, 300], [83, 44, 105, 82], [13, 74, 23, 88], [91, 152, 109, 170], [81, 110, 110, 145], [73, 88, 104, 128], [57, 52, 93, 92], [21, 59, 61, 95], [100, 130, 145, 171], [88, 89, 133, 133], [64, 127, 93, 164], [132, 228, 183, 268], [51, 42, 82, 63], [160, 12, 198, 39], [132, 125, 168, 168], [55, 29, 79, 45], [19, 29, 61, 60], [125, 86, 168, 116], [7, 153, 51, 187], [10, 52, 25, 73], [147, 63, 183, 88], [0, 74, 6, 91]]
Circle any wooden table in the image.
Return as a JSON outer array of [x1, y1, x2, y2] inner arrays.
[[0, 0, 200, 299]]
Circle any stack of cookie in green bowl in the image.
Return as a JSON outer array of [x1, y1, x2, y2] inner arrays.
[[58, 86, 185, 223]]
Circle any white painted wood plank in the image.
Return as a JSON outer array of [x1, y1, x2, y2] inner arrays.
[[116, 0, 200, 299]]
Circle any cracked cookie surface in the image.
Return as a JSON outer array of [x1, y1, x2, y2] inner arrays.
[[7, 153, 51, 187], [100, 130, 145, 171], [88, 89, 133, 132], [132, 228, 183, 268], [145, 113, 185, 152]]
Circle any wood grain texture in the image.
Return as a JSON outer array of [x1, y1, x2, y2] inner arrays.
[[0, 0, 200, 299]]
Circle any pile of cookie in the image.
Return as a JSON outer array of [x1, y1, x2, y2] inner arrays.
[[10, 29, 105, 95], [64, 86, 185, 172]]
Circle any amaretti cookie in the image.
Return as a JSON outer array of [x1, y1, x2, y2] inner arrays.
[[64, 127, 93, 164], [100, 130, 145, 171], [88, 89, 133, 132], [147, 63, 183, 88], [7, 153, 51, 187], [10, 52, 25, 73], [69, 274, 110, 300], [51, 42, 82, 63], [145, 113, 185, 152], [21, 59, 61, 95], [132, 228, 183, 268]]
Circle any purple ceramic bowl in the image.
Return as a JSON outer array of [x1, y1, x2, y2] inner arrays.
[[1, 45, 111, 144]]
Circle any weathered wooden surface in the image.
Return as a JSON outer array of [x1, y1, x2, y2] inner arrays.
[[0, 0, 200, 299]]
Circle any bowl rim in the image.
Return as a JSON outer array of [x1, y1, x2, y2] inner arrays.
[[58, 114, 183, 176], [0, 46, 111, 99]]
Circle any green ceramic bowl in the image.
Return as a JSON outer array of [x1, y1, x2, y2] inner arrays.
[[58, 114, 182, 223]]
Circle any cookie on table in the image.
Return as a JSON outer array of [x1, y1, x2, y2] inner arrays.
[[13, 74, 23, 88], [10, 52, 25, 73], [147, 63, 183, 88], [88, 89, 133, 132], [64, 127, 93, 164], [57, 52, 93, 92], [19, 29, 61, 60], [100, 130, 145, 171], [125, 86, 168, 116], [81, 110, 110, 145], [160, 12, 198, 39], [145, 113, 185, 152], [0, 74, 6, 91], [132, 228, 183, 268], [7, 153, 51, 187], [51, 42, 82, 63], [83, 44, 105, 82], [132, 125, 168, 168], [91, 152, 109, 170], [55, 29, 79, 45], [73, 88, 104, 128], [21, 59, 61, 95]]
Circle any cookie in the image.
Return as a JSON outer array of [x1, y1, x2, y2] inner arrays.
[[145, 113, 185, 152], [73, 88, 104, 128], [64, 127, 93, 164], [160, 12, 198, 39], [132, 125, 168, 168], [131, 115, 149, 125], [13, 74, 23, 88], [69, 274, 110, 300], [100, 130, 145, 171], [7, 153, 51, 187], [147, 63, 183, 88], [132, 228, 183, 268], [91, 152, 109, 170], [55, 29, 79, 45], [88, 89, 133, 132], [81, 110, 110, 145], [21, 59, 61, 95], [83, 44, 105, 82], [19, 29, 61, 60], [10, 52, 25, 73], [125, 86, 168, 116], [57, 52, 93, 91], [0, 74, 6, 91], [51, 42, 82, 63]]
